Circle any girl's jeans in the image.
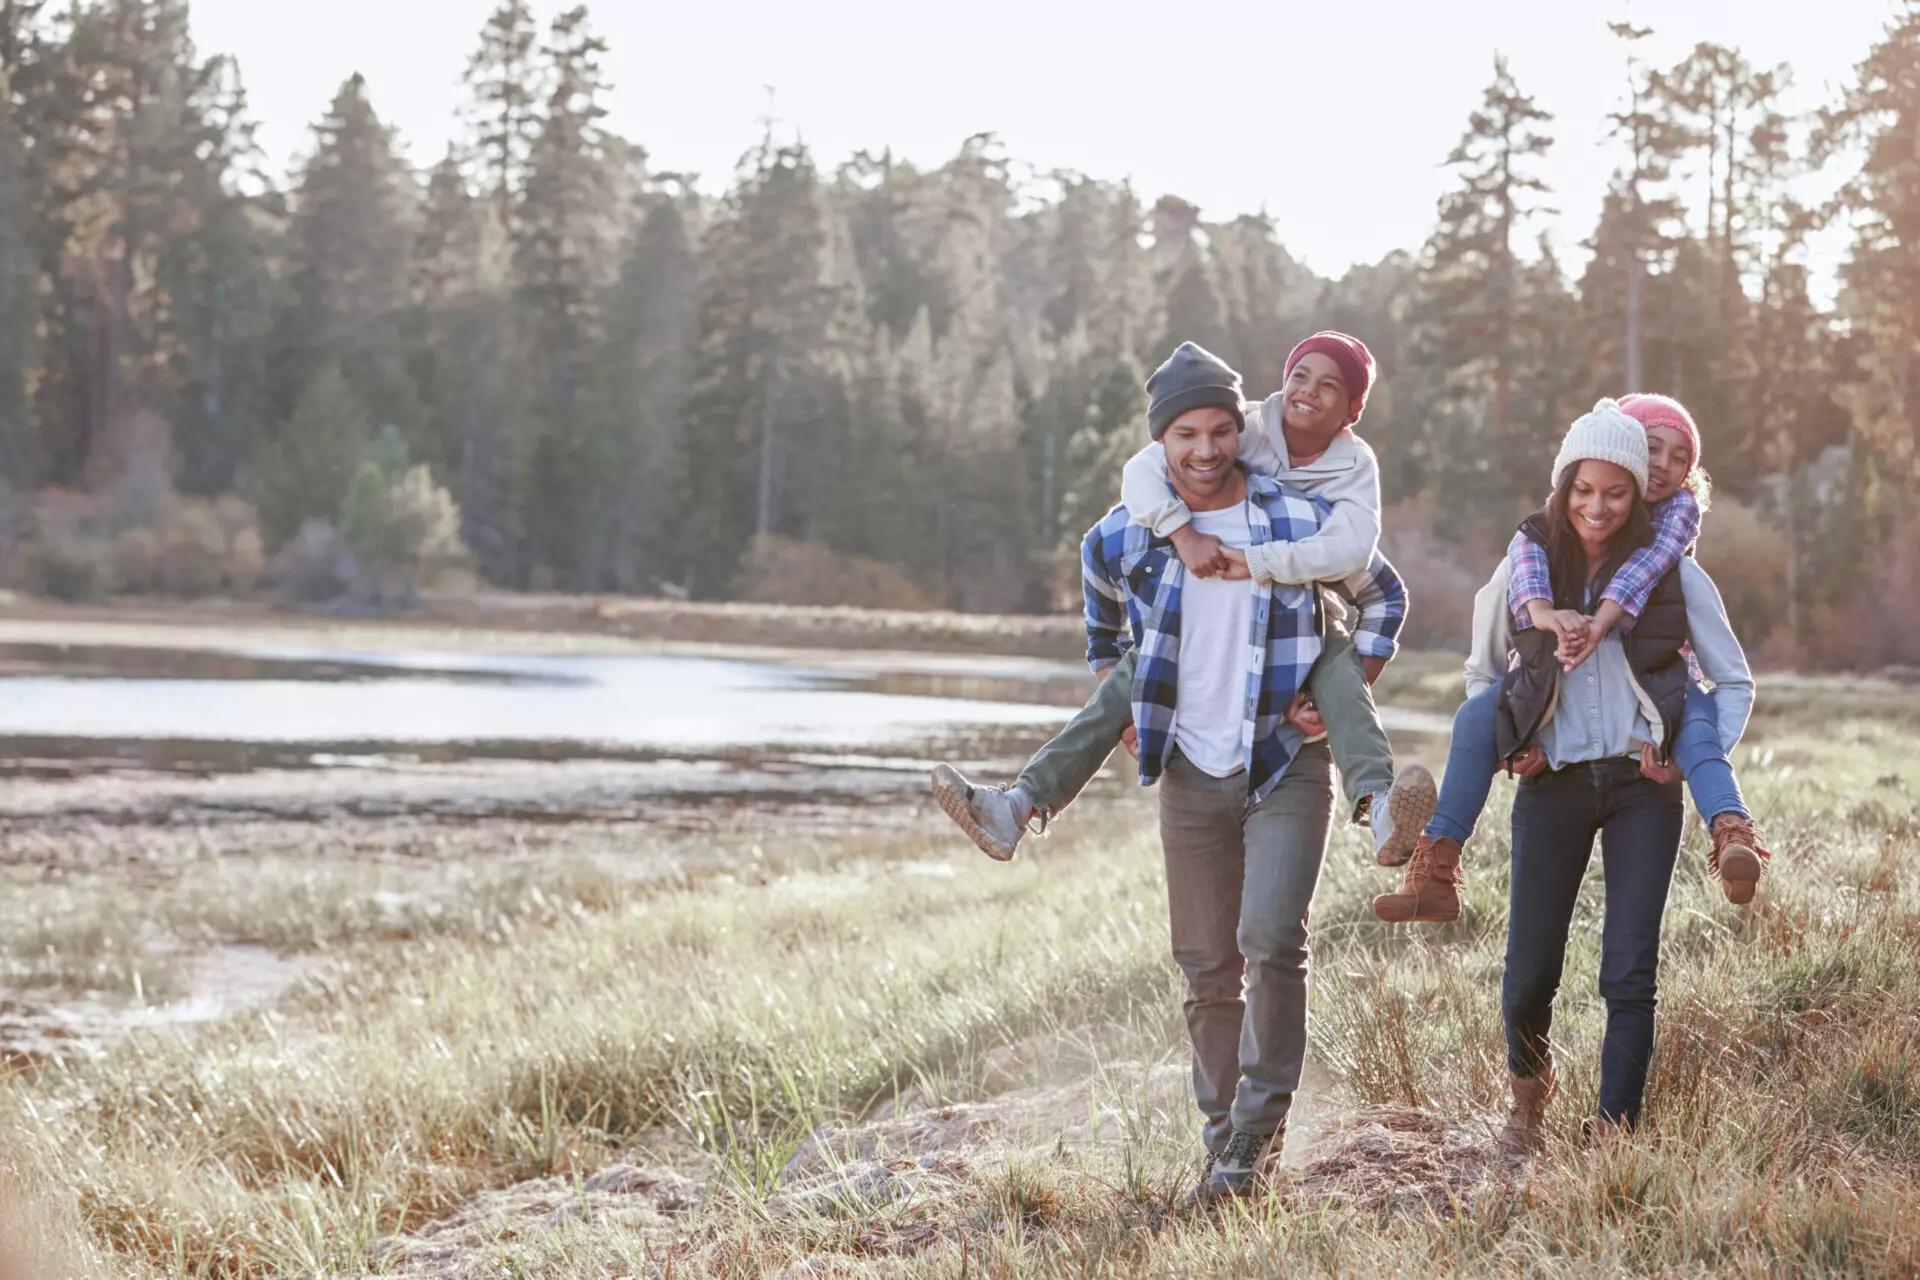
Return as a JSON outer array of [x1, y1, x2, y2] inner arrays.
[[1426, 683, 1746, 845]]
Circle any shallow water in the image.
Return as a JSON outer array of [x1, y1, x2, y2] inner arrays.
[[0, 642, 1080, 760]]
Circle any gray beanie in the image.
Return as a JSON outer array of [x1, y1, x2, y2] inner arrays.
[[1146, 342, 1245, 441], [1551, 398, 1651, 496]]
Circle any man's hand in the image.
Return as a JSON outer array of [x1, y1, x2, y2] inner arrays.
[[1505, 744, 1549, 777], [1638, 742, 1682, 784], [1286, 692, 1326, 738], [1170, 525, 1232, 578], [1217, 546, 1252, 581], [1120, 724, 1140, 759]]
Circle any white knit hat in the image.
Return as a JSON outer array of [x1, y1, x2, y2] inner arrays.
[[1550, 398, 1650, 496]]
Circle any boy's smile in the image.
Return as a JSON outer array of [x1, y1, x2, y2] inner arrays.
[[1281, 351, 1352, 437]]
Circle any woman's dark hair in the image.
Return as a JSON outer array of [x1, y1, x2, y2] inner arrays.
[[1543, 459, 1654, 606]]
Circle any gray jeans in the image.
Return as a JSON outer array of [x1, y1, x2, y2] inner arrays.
[[1158, 741, 1335, 1152]]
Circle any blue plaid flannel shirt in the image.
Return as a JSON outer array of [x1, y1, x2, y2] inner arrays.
[[1509, 487, 1702, 631], [1080, 470, 1408, 805]]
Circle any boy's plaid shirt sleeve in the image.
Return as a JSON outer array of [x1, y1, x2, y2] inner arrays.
[[1081, 510, 1133, 672], [1330, 552, 1407, 660], [1603, 487, 1701, 624], [1507, 529, 1552, 630]]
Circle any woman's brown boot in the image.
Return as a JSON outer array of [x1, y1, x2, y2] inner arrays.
[[1497, 1065, 1557, 1155]]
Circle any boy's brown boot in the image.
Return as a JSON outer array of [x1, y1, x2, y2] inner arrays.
[[1371, 834, 1463, 923], [1497, 1065, 1557, 1156], [1708, 813, 1769, 905]]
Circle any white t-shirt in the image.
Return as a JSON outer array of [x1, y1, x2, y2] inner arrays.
[[1173, 502, 1257, 777]]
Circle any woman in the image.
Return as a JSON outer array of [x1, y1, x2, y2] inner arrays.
[[1462, 400, 1755, 1150]]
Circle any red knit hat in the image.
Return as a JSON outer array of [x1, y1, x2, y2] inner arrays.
[[1283, 331, 1376, 424], [1617, 393, 1702, 467]]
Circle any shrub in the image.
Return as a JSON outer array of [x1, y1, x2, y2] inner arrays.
[[1378, 495, 1500, 652], [108, 527, 162, 594], [732, 535, 936, 611], [157, 501, 229, 597], [339, 459, 468, 604], [23, 534, 109, 602], [264, 518, 357, 604], [1695, 496, 1789, 654]]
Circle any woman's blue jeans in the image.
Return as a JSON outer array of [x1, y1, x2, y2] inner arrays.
[[1426, 683, 1747, 846], [1502, 759, 1683, 1127]]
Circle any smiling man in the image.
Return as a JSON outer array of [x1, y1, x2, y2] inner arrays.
[[943, 343, 1407, 1201]]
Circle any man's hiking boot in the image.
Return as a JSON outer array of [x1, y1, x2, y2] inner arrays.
[[1194, 1126, 1283, 1203], [1497, 1066, 1557, 1156], [930, 764, 1037, 861], [1371, 834, 1463, 923], [1708, 813, 1769, 905], [1369, 764, 1438, 866]]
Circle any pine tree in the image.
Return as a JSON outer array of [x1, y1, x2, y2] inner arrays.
[[1602, 21, 1687, 392], [0, 61, 36, 483], [512, 4, 619, 585], [157, 54, 275, 495], [248, 362, 372, 545], [1410, 54, 1556, 516], [1818, 0, 1920, 473], [32, 0, 227, 485], [279, 72, 421, 445], [1149, 195, 1228, 358], [581, 187, 699, 590], [462, 1, 540, 230], [683, 136, 838, 594]]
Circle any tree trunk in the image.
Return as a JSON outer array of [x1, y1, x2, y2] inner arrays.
[[1626, 259, 1642, 393]]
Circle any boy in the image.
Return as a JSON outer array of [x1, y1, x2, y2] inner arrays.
[[933, 333, 1433, 866]]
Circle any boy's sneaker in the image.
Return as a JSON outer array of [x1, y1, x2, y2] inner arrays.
[[1369, 764, 1437, 866], [1708, 813, 1769, 905], [1198, 1126, 1283, 1201], [930, 764, 1033, 861]]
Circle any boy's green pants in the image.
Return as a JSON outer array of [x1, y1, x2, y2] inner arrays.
[[1013, 630, 1395, 821]]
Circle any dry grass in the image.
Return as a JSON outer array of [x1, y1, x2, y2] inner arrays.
[[0, 676, 1915, 1277]]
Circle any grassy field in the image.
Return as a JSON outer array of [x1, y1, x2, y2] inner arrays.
[[0, 651, 1917, 1276]]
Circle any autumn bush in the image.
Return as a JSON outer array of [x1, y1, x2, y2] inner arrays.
[[1378, 495, 1500, 652], [732, 535, 937, 611]]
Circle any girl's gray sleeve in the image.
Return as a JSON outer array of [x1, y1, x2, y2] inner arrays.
[[1464, 561, 1512, 698], [1680, 560, 1754, 753]]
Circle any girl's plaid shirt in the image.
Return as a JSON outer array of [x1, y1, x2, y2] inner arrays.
[[1507, 486, 1703, 630], [1079, 471, 1407, 806]]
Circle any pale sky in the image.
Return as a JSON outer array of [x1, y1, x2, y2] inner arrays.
[[187, 0, 1898, 293]]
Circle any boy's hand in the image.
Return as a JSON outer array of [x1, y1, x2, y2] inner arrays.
[[1285, 692, 1326, 738], [1120, 724, 1140, 759], [1170, 525, 1232, 579], [1217, 547, 1252, 581]]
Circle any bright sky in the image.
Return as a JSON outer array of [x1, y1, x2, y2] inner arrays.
[[187, 0, 1898, 294]]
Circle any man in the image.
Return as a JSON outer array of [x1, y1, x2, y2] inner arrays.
[[1072, 343, 1407, 1199]]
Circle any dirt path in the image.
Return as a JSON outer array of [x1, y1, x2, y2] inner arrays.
[[357, 1033, 1517, 1278]]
